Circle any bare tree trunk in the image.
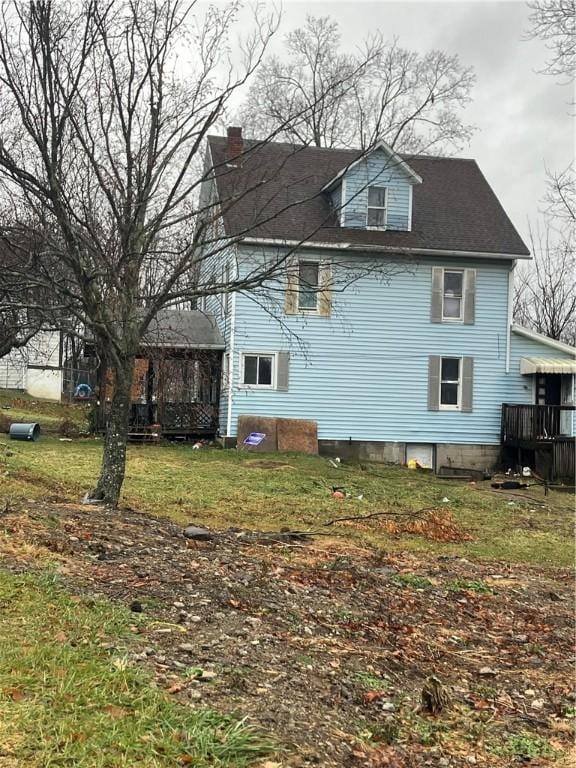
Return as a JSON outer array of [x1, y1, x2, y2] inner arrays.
[[92, 358, 134, 505]]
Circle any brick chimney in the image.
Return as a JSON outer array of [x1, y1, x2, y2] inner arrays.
[[226, 126, 243, 163]]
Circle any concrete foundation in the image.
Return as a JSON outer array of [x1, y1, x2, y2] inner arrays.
[[319, 439, 500, 471], [318, 440, 406, 464], [223, 435, 501, 473], [435, 443, 500, 472]]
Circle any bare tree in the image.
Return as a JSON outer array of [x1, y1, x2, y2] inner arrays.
[[0, 236, 61, 358], [514, 222, 576, 344], [543, 164, 575, 222], [0, 1, 410, 504], [240, 14, 475, 152], [526, 0, 575, 81]]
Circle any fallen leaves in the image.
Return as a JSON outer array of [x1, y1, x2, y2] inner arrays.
[[3, 687, 25, 702], [103, 704, 129, 718], [1, 499, 573, 768]]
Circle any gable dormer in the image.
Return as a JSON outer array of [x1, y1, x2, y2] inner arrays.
[[323, 141, 422, 233]]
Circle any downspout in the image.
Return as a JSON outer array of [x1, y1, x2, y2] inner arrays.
[[505, 260, 515, 374], [226, 250, 238, 438]]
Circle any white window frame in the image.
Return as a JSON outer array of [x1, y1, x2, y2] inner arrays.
[[297, 260, 321, 313], [239, 352, 277, 389], [366, 186, 387, 230], [439, 356, 462, 411], [442, 268, 464, 322]]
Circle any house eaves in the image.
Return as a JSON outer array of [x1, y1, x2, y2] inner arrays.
[[512, 325, 576, 356], [241, 236, 532, 261]]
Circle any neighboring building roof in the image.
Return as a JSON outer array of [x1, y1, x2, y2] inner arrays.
[[519, 357, 576, 374], [143, 310, 224, 349], [512, 325, 576, 357], [207, 135, 530, 258]]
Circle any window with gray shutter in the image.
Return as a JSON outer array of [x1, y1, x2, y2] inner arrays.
[[429, 355, 474, 412], [431, 267, 476, 324]]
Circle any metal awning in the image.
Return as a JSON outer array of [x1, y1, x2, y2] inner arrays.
[[520, 357, 576, 374]]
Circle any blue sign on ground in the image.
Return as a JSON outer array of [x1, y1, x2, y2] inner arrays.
[[243, 432, 266, 446]]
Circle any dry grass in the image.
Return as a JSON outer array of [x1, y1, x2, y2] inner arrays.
[[1, 434, 573, 567], [0, 571, 274, 767]]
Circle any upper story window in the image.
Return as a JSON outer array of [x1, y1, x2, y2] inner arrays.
[[431, 267, 476, 325], [442, 270, 464, 320], [298, 261, 320, 311], [367, 186, 387, 229]]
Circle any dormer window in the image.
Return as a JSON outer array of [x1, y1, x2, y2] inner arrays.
[[367, 186, 387, 229]]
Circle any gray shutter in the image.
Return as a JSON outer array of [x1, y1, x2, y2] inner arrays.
[[428, 355, 441, 411], [430, 267, 443, 323], [276, 352, 290, 391], [461, 356, 474, 412], [463, 269, 476, 325]]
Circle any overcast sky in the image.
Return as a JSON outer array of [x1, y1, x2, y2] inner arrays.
[[228, 0, 574, 249]]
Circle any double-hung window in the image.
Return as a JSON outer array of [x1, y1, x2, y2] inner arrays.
[[367, 186, 387, 229], [298, 261, 320, 311], [442, 270, 463, 320], [242, 353, 274, 387], [440, 357, 461, 409]]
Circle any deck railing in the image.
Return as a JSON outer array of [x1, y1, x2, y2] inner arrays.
[[127, 401, 219, 434], [501, 403, 575, 444]]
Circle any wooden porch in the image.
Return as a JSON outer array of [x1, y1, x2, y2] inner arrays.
[[97, 349, 222, 440], [501, 404, 575, 482]]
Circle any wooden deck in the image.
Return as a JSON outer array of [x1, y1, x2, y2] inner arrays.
[[501, 404, 575, 482], [129, 401, 219, 438]]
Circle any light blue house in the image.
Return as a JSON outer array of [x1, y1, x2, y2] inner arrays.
[[198, 128, 575, 477]]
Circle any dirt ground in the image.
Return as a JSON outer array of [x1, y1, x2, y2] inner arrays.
[[1, 500, 574, 767]]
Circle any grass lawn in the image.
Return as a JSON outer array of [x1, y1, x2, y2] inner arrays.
[[1, 432, 573, 567], [0, 395, 574, 766], [0, 570, 272, 767], [0, 389, 89, 433]]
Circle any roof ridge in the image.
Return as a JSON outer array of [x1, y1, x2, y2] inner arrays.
[[207, 134, 477, 163]]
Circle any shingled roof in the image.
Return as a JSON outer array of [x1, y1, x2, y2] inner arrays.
[[143, 310, 224, 349], [207, 135, 530, 258]]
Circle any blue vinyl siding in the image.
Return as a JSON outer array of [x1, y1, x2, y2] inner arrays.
[[199, 241, 236, 429], [341, 148, 413, 231], [225, 247, 574, 444], [329, 186, 342, 223], [508, 331, 575, 436]]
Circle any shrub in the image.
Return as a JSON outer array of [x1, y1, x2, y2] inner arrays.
[[58, 418, 80, 438]]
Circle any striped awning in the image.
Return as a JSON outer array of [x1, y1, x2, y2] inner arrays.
[[520, 357, 576, 374]]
